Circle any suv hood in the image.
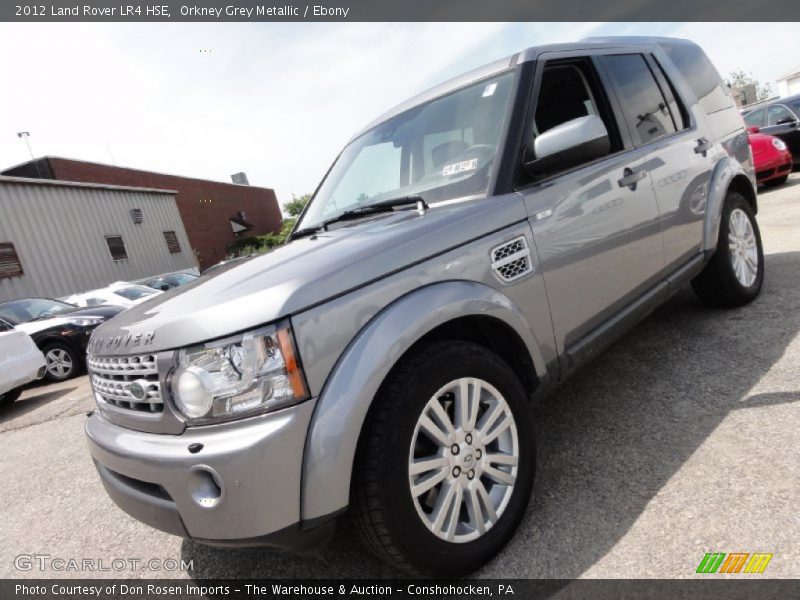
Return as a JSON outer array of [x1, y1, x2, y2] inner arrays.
[[90, 195, 526, 354]]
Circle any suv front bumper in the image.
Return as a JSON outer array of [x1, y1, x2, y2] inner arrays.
[[86, 399, 318, 546]]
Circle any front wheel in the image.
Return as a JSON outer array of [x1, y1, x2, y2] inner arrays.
[[692, 191, 764, 307], [351, 341, 535, 576]]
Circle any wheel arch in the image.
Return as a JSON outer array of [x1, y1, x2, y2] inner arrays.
[[300, 280, 546, 522], [703, 157, 758, 254]]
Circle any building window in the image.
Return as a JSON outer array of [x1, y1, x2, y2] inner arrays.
[[105, 236, 128, 261], [163, 231, 181, 253], [0, 242, 23, 279]]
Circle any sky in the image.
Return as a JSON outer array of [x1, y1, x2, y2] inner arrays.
[[1, 22, 799, 209]]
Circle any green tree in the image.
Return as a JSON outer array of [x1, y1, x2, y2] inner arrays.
[[283, 193, 311, 217], [727, 71, 773, 102]]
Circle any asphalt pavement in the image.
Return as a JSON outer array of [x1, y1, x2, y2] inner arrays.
[[1, 175, 799, 579]]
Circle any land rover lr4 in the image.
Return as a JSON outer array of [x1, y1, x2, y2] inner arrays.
[[86, 37, 763, 576]]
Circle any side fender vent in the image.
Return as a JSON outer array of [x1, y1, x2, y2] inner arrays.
[[491, 236, 533, 283]]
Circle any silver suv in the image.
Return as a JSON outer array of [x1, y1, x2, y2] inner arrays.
[[85, 37, 763, 576]]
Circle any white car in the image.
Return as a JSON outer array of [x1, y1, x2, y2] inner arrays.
[[64, 283, 162, 309], [0, 320, 46, 406]]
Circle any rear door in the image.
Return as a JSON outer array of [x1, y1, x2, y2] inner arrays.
[[598, 52, 714, 273], [517, 54, 665, 360]]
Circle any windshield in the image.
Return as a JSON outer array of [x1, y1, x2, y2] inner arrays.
[[114, 286, 158, 301], [298, 70, 515, 231], [0, 298, 76, 324]]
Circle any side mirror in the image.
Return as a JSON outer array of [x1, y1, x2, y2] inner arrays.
[[524, 115, 610, 177], [777, 116, 797, 126], [747, 126, 760, 134]]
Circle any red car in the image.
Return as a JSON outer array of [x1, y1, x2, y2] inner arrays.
[[748, 126, 793, 187]]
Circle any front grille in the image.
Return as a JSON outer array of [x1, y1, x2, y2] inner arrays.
[[88, 354, 163, 413]]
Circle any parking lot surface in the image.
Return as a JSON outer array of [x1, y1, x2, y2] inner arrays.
[[1, 176, 799, 579]]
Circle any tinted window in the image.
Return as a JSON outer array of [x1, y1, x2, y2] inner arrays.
[[601, 54, 676, 145], [105, 236, 128, 261], [767, 105, 796, 126], [114, 286, 157, 301], [744, 108, 765, 128], [660, 41, 732, 114], [0, 298, 75, 324]]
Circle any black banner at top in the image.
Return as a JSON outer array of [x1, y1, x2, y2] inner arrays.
[[2, 0, 799, 22]]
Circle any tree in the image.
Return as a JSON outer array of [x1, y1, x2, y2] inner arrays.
[[283, 193, 311, 217], [727, 71, 773, 102]]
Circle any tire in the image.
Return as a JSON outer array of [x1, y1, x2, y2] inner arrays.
[[763, 175, 789, 187], [351, 341, 535, 576], [0, 387, 23, 407], [42, 342, 80, 381], [692, 191, 764, 307]]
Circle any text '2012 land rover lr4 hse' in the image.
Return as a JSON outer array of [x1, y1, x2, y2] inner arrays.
[[86, 37, 763, 576]]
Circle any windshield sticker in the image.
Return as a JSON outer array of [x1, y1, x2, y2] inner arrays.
[[482, 82, 497, 97], [442, 158, 479, 176]]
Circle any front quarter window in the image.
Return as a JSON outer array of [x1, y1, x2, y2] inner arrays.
[[298, 70, 515, 230]]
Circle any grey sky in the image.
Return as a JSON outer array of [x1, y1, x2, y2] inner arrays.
[[1, 22, 798, 207]]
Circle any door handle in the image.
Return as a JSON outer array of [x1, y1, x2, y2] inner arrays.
[[617, 167, 647, 190], [694, 138, 712, 157]]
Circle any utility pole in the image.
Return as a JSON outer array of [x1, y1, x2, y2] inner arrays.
[[16, 132, 42, 177]]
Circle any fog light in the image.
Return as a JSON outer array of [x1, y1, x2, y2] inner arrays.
[[173, 366, 214, 419]]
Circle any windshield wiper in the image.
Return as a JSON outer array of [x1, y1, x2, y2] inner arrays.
[[290, 195, 428, 240]]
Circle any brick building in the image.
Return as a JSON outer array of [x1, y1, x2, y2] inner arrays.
[[2, 157, 282, 269]]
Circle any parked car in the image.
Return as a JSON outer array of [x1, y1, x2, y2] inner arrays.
[[64, 283, 162, 309], [743, 95, 800, 160], [137, 272, 198, 291], [85, 37, 762, 576], [0, 299, 123, 381], [0, 320, 46, 406], [747, 127, 793, 186]]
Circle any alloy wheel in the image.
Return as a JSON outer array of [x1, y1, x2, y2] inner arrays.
[[728, 207, 759, 288], [408, 377, 519, 543], [46, 348, 74, 379]]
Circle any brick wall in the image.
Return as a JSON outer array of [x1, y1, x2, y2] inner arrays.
[[40, 158, 282, 270]]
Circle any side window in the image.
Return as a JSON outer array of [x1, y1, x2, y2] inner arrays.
[[743, 108, 765, 128], [600, 53, 677, 145], [519, 58, 623, 184], [649, 56, 690, 130], [767, 105, 796, 126]]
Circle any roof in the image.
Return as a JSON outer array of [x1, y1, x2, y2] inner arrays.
[[351, 36, 689, 142], [0, 174, 177, 195], [1, 156, 275, 194], [777, 66, 800, 81]]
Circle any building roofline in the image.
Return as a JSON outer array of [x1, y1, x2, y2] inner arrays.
[[0, 174, 177, 195], [2, 155, 276, 194]]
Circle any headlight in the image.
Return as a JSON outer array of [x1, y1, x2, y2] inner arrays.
[[170, 321, 308, 424], [772, 138, 788, 151], [68, 317, 104, 327]]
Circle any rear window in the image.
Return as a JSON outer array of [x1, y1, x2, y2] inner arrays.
[[114, 286, 157, 301], [661, 41, 732, 114]]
